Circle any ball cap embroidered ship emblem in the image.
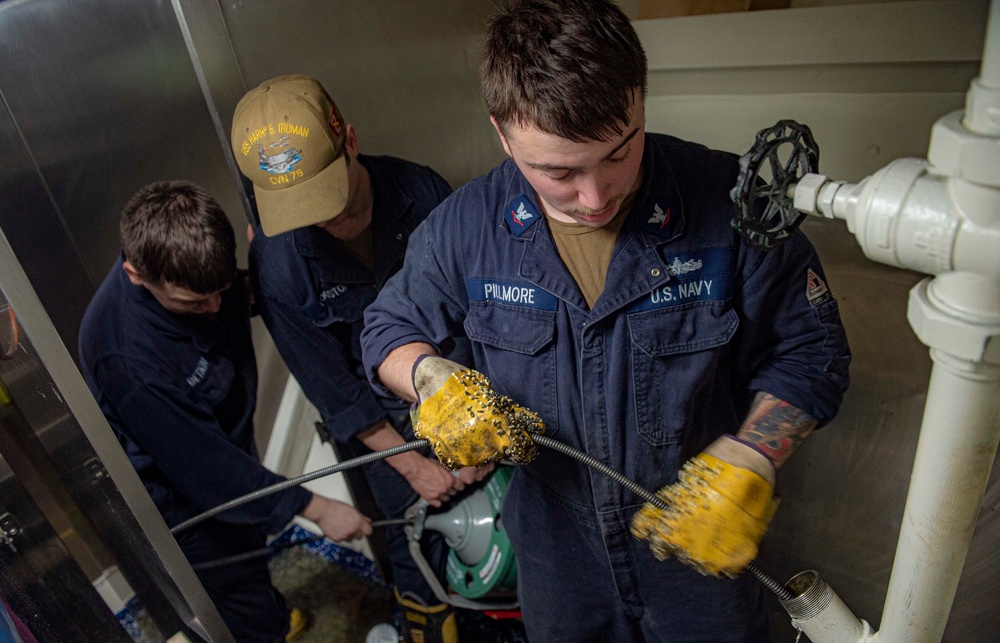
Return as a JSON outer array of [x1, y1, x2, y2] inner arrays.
[[231, 75, 349, 237]]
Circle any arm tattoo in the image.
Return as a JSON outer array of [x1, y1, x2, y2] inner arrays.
[[737, 392, 818, 468]]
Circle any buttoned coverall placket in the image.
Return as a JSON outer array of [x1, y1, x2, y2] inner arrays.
[[503, 180, 762, 639]]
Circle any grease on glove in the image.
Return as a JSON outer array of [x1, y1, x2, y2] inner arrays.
[[631, 448, 777, 577], [412, 368, 543, 469]]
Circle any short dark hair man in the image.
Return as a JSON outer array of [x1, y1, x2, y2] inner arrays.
[[79, 181, 372, 642], [362, 1, 851, 641], [231, 76, 488, 643]]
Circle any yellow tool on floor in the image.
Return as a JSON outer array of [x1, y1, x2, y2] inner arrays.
[[285, 607, 310, 642]]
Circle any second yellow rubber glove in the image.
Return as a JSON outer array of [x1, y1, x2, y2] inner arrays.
[[630, 435, 777, 577]]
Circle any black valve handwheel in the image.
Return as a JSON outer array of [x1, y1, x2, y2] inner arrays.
[[729, 120, 819, 249]]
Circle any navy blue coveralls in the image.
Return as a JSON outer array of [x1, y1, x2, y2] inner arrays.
[[362, 133, 851, 642], [249, 154, 459, 606], [79, 259, 310, 643]]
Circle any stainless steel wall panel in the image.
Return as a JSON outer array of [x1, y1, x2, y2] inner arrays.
[[0, 0, 247, 299], [170, 0, 257, 226], [0, 454, 129, 643], [220, 0, 500, 189], [0, 227, 233, 641], [0, 96, 94, 356]]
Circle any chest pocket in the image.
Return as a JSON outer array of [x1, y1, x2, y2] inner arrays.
[[628, 302, 738, 446], [182, 353, 235, 407], [306, 281, 375, 326], [464, 302, 559, 436]]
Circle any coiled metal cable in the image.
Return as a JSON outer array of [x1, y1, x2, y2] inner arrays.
[[533, 434, 792, 601], [171, 434, 791, 600], [170, 440, 430, 535]]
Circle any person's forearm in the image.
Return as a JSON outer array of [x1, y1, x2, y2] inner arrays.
[[299, 492, 323, 522], [356, 417, 421, 476], [376, 341, 437, 402], [735, 391, 818, 469], [357, 417, 406, 451]]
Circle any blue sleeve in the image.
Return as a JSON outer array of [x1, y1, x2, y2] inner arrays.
[[734, 231, 851, 426], [96, 356, 311, 532], [258, 291, 387, 441], [362, 219, 470, 397]]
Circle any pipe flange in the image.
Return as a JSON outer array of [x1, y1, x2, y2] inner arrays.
[[907, 275, 1000, 366], [928, 110, 1000, 187]]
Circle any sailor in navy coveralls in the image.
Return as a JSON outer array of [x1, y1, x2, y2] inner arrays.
[[231, 75, 489, 642], [248, 152, 467, 609], [361, 2, 850, 641], [80, 181, 370, 642]]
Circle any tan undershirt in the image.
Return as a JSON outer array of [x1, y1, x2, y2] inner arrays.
[[340, 223, 374, 272], [547, 194, 635, 309]]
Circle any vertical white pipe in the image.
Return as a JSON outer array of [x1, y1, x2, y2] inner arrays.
[[878, 347, 1000, 642], [965, 0, 1000, 135], [980, 0, 1000, 90]]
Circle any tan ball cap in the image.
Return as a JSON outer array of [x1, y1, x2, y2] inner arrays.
[[231, 75, 348, 237]]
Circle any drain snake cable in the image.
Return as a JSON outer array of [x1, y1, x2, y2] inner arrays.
[[170, 435, 791, 601]]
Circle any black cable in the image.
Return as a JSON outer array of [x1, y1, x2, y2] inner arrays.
[[170, 440, 430, 535], [172, 433, 791, 600], [533, 435, 668, 509], [189, 518, 413, 571], [191, 534, 325, 571]]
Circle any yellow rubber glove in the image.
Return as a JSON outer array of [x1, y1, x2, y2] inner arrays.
[[630, 435, 778, 577], [411, 356, 544, 470]]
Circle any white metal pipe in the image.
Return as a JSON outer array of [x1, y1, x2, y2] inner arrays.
[[878, 278, 1000, 642], [779, 571, 873, 643], [979, 0, 1000, 90], [964, 0, 1000, 135]]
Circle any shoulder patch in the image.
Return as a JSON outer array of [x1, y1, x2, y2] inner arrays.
[[806, 268, 833, 307], [503, 195, 541, 236]]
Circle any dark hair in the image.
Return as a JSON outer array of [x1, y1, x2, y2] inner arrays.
[[480, 0, 647, 143], [120, 181, 236, 294]]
